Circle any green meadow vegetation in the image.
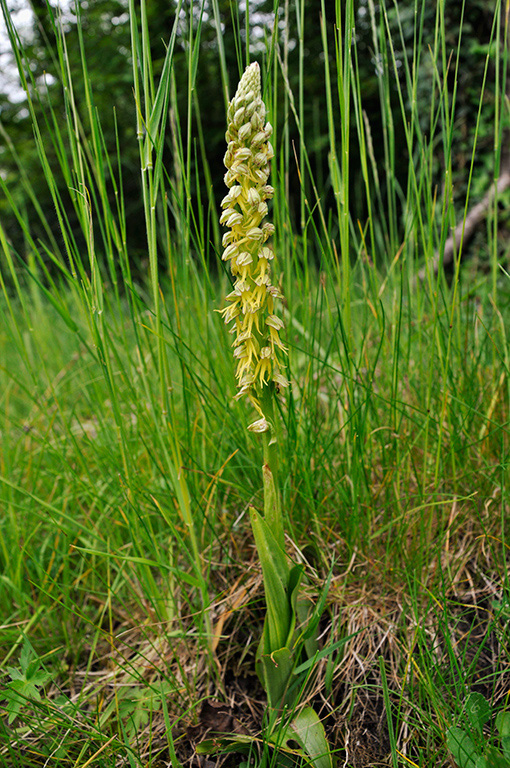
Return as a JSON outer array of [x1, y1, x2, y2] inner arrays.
[[0, 0, 509, 766]]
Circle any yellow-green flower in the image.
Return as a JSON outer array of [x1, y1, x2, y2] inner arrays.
[[220, 62, 287, 431]]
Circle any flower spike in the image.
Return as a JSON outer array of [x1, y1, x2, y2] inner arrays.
[[220, 63, 288, 428]]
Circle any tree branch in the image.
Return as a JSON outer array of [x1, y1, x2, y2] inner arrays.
[[418, 160, 510, 282]]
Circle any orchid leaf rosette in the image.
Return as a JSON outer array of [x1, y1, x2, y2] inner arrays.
[[220, 62, 288, 435]]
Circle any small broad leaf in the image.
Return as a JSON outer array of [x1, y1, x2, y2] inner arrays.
[[495, 712, 510, 761], [29, 670, 52, 686], [447, 726, 480, 768], [466, 693, 491, 736], [286, 706, 332, 768], [482, 748, 509, 768], [2, 679, 42, 724], [6, 667, 24, 681], [7, 678, 43, 702], [2, 689, 24, 724], [20, 641, 34, 674], [0, 639, 53, 725]]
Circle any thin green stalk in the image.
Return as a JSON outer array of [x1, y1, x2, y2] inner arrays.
[[261, 393, 285, 551]]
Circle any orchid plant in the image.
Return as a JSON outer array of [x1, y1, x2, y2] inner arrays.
[[199, 62, 333, 768]]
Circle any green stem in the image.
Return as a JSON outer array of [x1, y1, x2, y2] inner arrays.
[[260, 385, 285, 551]]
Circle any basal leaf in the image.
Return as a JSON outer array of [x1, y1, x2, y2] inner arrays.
[[257, 646, 294, 711], [466, 693, 491, 736], [447, 726, 480, 768], [495, 712, 510, 761], [287, 706, 332, 768]]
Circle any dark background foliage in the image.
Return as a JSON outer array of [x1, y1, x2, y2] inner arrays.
[[0, 0, 506, 278]]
